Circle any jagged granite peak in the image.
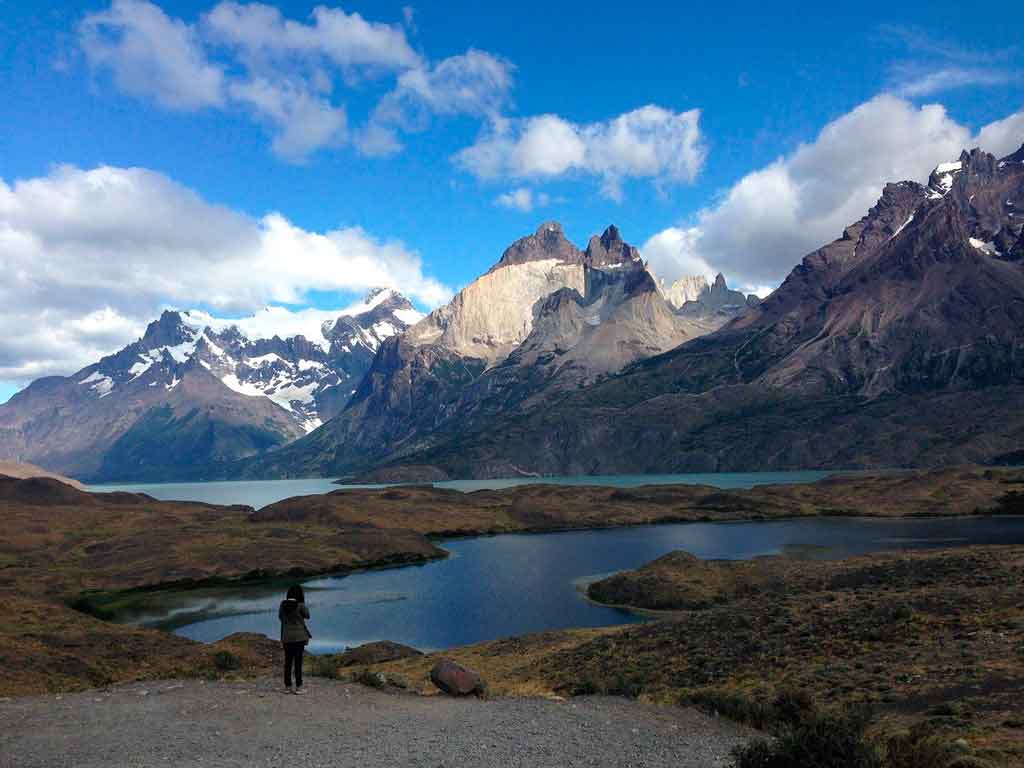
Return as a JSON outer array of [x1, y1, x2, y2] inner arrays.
[[661, 275, 709, 309], [489, 221, 583, 273], [584, 224, 642, 267], [140, 310, 193, 349]]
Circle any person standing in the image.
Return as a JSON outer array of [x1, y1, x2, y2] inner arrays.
[[279, 584, 311, 694]]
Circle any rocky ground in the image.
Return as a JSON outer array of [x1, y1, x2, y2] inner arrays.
[[0, 678, 756, 768]]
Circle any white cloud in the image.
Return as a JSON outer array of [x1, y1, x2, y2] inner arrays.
[[975, 111, 1024, 159], [494, 187, 550, 213], [228, 77, 347, 161], [641, 228, 715, 285], [0, 165, 450, 381], [202, 1, 421, 74], [643, 96, 1024, 288], [454, 105, 705, 200], [879, 25, 1019, 99], [363, 49, 515, 156], [891, 65, 1014, 97], [79, 0, 225, 109], [79, 2, 517, 163]]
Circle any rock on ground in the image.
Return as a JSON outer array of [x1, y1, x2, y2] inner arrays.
[[0, 678, 756, 768]]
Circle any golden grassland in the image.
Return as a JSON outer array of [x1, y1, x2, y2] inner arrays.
[[1, 467, 1023, 762]]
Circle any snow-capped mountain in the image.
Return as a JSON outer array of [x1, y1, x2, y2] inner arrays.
[[0, 289, 422, 481], [146, 289, 420, 431]]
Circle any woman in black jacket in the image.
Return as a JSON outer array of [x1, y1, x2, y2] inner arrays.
[[278, 584, 311, 694]]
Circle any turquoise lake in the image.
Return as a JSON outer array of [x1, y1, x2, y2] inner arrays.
[[99, 470, 1023, 654], [88, 469, 837, 509]]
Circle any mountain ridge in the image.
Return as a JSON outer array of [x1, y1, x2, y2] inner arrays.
[[334, 142, 1024, 480], [0, 289, 422, 481]]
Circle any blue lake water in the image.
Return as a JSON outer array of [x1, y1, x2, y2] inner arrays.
[[125, 516, 1024, 654], [88, 470, 837, 509]]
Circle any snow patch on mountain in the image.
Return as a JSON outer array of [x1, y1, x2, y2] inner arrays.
[[80, 371, 114, 397], [181, 289, 416, 351], [928, 159, 964, 200]]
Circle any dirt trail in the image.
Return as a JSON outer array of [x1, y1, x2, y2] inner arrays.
[[0, 677, 755, 768]]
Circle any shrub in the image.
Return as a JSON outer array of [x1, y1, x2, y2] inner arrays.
[[212, 650, 241, 671], [686, 690, 777, 731], [732, 707, 883, 768], [310, 655, 342, 679], [683, 687, 816, 732], [884, 726, 994, 768]]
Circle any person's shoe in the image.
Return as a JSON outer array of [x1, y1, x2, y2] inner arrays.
[[284, 686, 293, 694], [293, 687, 305, 695]]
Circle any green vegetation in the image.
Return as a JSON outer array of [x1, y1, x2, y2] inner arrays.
[[732, 703, 998, 768], [213, 650, 241, 671]]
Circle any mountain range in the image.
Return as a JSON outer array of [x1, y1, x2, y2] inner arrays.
[[0, 289, 421, 481], [3, 142, 1022, 483], [234, 223, 755, 479], [345, 144, 1024, 479]]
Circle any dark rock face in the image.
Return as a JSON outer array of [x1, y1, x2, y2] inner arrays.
[[430, 659, 485, 696], [584, 225, 642, 267], [488, 221, 583, 272]]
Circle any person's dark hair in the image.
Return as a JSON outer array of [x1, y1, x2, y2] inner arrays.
[[286, 584, 305, 603]]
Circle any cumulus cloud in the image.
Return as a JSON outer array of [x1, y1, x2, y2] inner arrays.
[[454, 105, 705, 200], [80, 1, 506, 162], [201, 1, 421, 74], [975, 111, 1024, 159], [362, 49, 515, 156], [642, 96, 1024, 288], [0, 165, 450, 381], [79, 0, 225, 109], [641, 228, 715, 286], [228, 77, 347, 161], [494, 187, 550, 212]]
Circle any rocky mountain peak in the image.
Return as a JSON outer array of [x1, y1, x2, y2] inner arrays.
[[584, 224, 642, 267], [362, 287, 413, 311], [661, 275, 709, 309], [490, 221, 582, 272], [140, 310, 193, 350]]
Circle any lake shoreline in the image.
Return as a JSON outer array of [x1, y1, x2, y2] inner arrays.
[[91, 510, 1024, 630]]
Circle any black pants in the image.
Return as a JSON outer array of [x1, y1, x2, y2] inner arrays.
[[283, 641, 305, 688]]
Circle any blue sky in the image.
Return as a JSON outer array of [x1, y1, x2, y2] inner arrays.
[[1, 0, 1023, 403]]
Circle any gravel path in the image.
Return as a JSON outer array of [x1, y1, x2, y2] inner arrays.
[[0, 678, 756, 768]]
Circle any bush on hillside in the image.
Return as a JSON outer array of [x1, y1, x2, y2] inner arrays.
[[732, 706, 882, 768]]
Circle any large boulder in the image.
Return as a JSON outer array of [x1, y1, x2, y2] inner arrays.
[[430, 659, 485, 696]]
